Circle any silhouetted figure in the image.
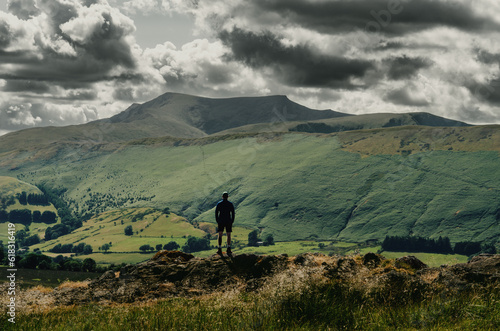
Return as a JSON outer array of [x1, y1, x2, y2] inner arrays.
[[215, 192, 235, 256]]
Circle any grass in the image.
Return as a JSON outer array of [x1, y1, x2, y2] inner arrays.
[[378, 251, 469, 267], [31, 208, 204, 253], [1, 268, 498, 330]]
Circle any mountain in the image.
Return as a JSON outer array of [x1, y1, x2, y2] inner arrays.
[[0, 93, 347, 153], [0, 92, 469, 154], [105, 92, 349, 137]]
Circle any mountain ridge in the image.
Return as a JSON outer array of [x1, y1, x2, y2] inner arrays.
[[0, 92, 470, 154]]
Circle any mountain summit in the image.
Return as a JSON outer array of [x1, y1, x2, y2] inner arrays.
[[105, 92, 349, 137]]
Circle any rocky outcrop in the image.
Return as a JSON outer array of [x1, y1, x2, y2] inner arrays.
[[52, 252, 500, 305]]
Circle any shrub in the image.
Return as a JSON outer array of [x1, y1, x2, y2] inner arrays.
[[163, 241, 180, 251], [124, 225, 133, 236]]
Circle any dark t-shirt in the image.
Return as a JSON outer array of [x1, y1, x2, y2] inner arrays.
[[215, 199, 235, 224]]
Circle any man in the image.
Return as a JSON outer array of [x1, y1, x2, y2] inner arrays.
[[215, 191, 235, 256]]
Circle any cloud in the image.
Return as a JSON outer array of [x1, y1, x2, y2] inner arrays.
[[246, 0, 500, 36], [0, 0, 138, 88], [7, 0, 41, 20], [385, 55, 433, 80], [0, 99, 102, 131], [219, 28, 375, 89], [384, 84, 431, 107]]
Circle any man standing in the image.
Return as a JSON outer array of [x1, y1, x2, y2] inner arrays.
[[215, 192, 235, 256]]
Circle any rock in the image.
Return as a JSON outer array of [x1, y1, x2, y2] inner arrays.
[[363, 253, 383, 268], [50, 252, 500, 306], [395, 256, 427, 270]]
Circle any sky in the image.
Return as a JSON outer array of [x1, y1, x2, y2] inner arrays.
[[1, 0, 500, 135]]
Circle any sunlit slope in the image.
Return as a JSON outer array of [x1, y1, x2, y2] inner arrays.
[[2, 127, 499, 243]]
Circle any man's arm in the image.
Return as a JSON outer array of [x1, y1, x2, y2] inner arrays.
[[230, 203, 235, 223], [215, 203, 220, 222]]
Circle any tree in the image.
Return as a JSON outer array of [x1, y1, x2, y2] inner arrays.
[[0, 209, 8, 222], [182, 236, 210, 253], [264, 234, 275, 246], [83, 244, 93, 255], [22, 234, 40, 247], [50, 244, 62, 253], [248, 230, 259, 247], [155, 244, 163, 251], [9, 209, 32, 225], [163, 241, 180, 251], [101, 243, 111, 253], [40, 211, 57, 224], [18, 191, 27, 205], [82, 258, 97, 272], [124, 225, 133, 236], [32, 210, 42, 223], [139, 244, 152, 252], [18, 253, 51, 269], [72, 243, 86, 254]]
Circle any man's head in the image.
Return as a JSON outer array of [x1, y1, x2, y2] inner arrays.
[[222, 192, 228, 199]]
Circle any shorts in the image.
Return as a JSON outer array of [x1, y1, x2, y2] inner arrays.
[[217, 222, 233, 233]]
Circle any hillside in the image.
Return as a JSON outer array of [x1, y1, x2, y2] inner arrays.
[[217, 112, 470, 135], [1, 125, 499, 245], [0, 176, 59, 243]]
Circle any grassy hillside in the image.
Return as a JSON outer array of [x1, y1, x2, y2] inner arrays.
[[218, 112, 469, 135], [1, 126, 498, 246], [0, 176, 59, 243]]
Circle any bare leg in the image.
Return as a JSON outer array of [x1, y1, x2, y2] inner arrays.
[[218, 231, 223, 247]]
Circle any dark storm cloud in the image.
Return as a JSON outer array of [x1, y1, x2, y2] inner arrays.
[[8, 0, 41, 20], [0, 20, 10, 48], [467, 77, 500, 106], [476, 49, 500, 65], [0, 0, 138, 90], [374, 41, 448, 51], [219, 28, 374, 89], [3, 79, 51, 93], [385, 55, 432, 80], [384, 87, 430, 107], [250, 0, 499, 35]]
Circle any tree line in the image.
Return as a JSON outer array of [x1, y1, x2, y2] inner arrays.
[[17, 191, 50, 206], [0, 209, 57, 225], [382, 235, 497, 256], [50, 242, 93, 255]]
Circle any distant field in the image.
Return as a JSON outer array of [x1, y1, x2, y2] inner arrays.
[[31, 208, 205, 255], [378, 251, 469, 267]]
